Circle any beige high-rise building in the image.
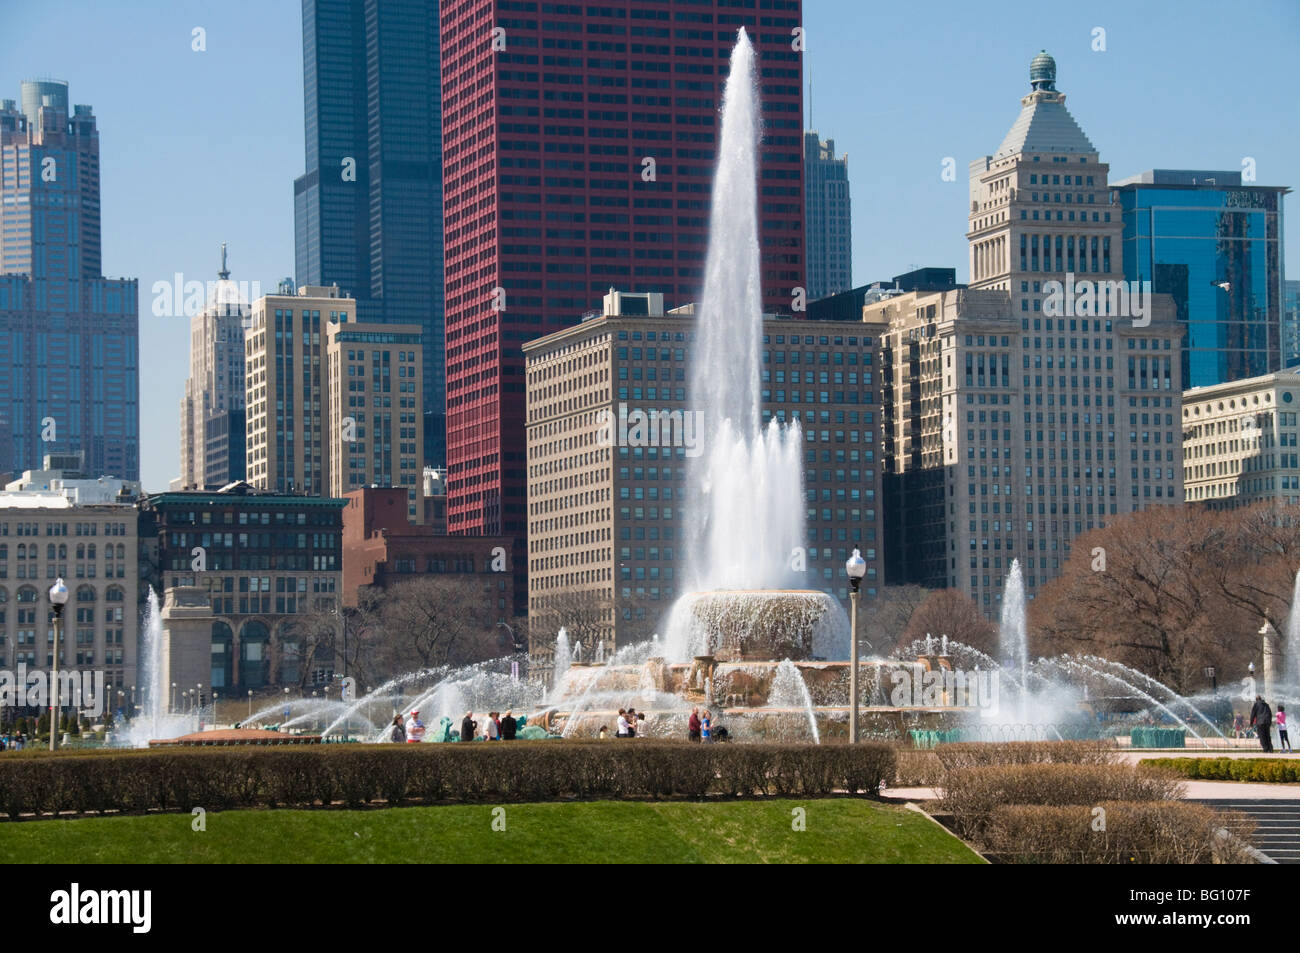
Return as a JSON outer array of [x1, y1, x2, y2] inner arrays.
[[245, 284, 353, 495], [867, 52, 1184, 614], [524, 290, 882, 682], [1182, 369, 1300, 508], [179, 245, 251, 490], [326, 319, 424, 520]]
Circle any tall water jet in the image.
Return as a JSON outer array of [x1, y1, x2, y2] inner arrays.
[[118, 590, 192, 747], [1000, 560, 1028, 719], [664, 28, 822, 662], [1286, 569, 1300, 685], [552, 628, 571, 698]]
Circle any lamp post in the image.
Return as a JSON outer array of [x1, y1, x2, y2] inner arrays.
[[171, 682, 177, 713], [1205, 665, 1217, 695], [845, 549, 866, 745], [47, 578, 68, 751], [247, 689, 253, 719]]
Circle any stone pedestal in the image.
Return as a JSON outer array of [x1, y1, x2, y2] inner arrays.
[[161, 587, 213, 709]]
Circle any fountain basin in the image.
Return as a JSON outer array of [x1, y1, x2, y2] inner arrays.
[[668, 589, 848, 662]]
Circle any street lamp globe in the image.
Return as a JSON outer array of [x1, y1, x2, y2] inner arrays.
[[48, 578, 69, 607], [845, 549, 866, 591]]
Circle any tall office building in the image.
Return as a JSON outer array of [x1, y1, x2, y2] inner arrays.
[[871, 53, 1184, 613], [1114, 169, 1288, 388], [179, 245, 251, 490], [244, 285, 357, 495], [293, 0, 447, 467], [0, 81, 138, 480], [441, 0, 805, 612], [325, 316, 425, 516], [524, 290, 880, 674], [804, 131, 851, 300]]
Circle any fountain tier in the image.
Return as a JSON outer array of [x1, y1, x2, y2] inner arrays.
[[665, 589, 848, 662]]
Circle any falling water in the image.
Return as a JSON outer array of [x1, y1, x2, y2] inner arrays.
[[118, 590, 193, 747], [552, 628, 571, 699], [768, 659, 820, 744], [1286, 569, 1300, 685]]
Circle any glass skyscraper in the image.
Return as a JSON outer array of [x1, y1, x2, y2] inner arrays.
[[293, 0, 446, 466], [1116, 169, 1288, 388], [0, 80, 138, 480]]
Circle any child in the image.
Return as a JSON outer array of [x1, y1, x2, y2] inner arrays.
[[1279, 705, 1292, 752], [701, 709, 712, 742]]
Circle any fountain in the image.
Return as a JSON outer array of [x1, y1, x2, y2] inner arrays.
[[117, 591, 196, 747]]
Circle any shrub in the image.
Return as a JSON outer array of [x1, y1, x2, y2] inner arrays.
[[934, 740, 1119, 770], [893, 748, 944, 787], [1144, 757, 1300, 784], [0, 741, 897, 819], [983, 802, 1257, 864], [940, 762, 1184, 838]]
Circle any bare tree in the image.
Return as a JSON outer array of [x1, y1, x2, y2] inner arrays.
[[860, 585, 932, 654], [900, 588, 998, 656]]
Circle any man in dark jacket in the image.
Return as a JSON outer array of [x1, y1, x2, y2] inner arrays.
[[500, 711, 517, 740], [1250, 695, 1274, 753], [460, 711, 477, 741]]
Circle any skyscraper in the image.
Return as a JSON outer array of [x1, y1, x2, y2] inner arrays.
[[804, 131, 851, 300], [873, 52, 1184, 613], [0, 80, 138, 481], [293, 0, 447, 466], [178, 245, 251, 490], [1114, 169, 1288, 388], [440, 0, 804, 610]]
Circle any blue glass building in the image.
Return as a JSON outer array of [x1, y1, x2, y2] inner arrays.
[[293, 0, 445, 466], [1116, 169, 1288, 388], [0, 81, 138, 481]]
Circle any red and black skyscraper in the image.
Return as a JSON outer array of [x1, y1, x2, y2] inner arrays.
[[440, 0, 804, 599]]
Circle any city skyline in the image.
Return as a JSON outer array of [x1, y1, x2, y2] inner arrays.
[[3, 0, 1298, 491]]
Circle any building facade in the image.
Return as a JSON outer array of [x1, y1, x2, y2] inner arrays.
[[0, 495, 139, 713], [1182, 369, 1300, 508], [523, 290, 881, 673], [0, 81, 138, 481], [871, 52, 1185, 612], [1284, 279, 1300, 369], [142, 485, 345, 692], [325, 319, 425, 516], [439, 0, 805, 613], [1114, 169, 1288, 389], [804, 131, 851, 300], [294, 0, 448, 467], [179, 246, 251, 489]]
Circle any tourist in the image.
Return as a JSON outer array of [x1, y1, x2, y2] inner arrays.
[[627, 707, 639, 738], [1250, 695, 1274, 753], [501, 710, 517, 740], [1279, 705, 1292, 753], [461, 711, 477, 742], [598, 725, 609, 740], [405, 709, 426, 743], [1233, 712, 1245, 738], [701, 709, 712, 742], [688, 707, 702, 742], [390, 714, 405, 744], [485, 711, 500, 741], [616, 709, 630, 737]]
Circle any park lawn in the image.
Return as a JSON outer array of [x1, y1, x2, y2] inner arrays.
[[0, 798, 982, 864]]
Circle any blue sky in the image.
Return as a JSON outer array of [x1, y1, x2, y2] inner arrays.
[[6, 0, 1299, 491]]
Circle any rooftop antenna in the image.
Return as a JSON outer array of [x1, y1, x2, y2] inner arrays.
[[218, 242, 229, 280]]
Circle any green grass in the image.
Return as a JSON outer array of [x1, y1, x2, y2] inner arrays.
[[0, 798, 982, 864]]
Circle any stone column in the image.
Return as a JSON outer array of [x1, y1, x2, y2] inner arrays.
[[1263, 619, 1282, 702]]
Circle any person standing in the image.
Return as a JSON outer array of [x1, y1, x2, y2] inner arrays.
[[1250, 695, 1274, 753], [688, 707, 702, 742], [390, 714, 406, 744], [627, 707, 639, 738], [501, 710, 517, 740], [1279, 705, 1292, 753], [485, 711, 500, 741], [460, 711, 477, 742], [616, 709, 630, 738], [701, 709, 712, 742], [405, 710, 426, 743]]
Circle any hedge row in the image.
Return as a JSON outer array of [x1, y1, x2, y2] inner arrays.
[[1145, 757, 1300, 783], [934, 740, 1119, 770], [0, 742, 896, 818], [940, 763, 1184, 839], [983, 802, 1256, 864]]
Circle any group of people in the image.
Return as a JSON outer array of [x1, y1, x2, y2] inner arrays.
[[611, 707, 644, 737], [0, 733, 27, 751], [388, 709, 519, 743], [1248, 695, 1293, 753], [687, 707, 715, 742]]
